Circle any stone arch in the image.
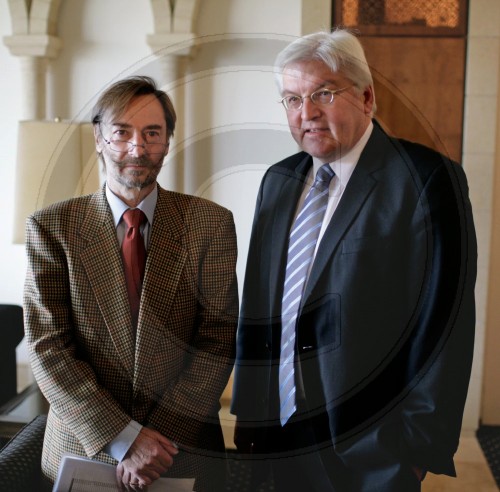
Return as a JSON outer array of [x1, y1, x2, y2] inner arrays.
[[149, 0, 200, 33], [149, 0, 173, 33], [30, 0, 63, 35], [7, 0, 63, 35]]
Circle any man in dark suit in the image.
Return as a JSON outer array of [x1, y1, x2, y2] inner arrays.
[[231, 28, 477, 491], [24, 76, 238, 491]]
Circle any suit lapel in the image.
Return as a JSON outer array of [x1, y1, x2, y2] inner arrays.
[[134, 188, 187, 387], [79, 189, 135, 377], [303, 123, 389, 302], [269, 154, 313, 309], [79, 187, 188, 387]]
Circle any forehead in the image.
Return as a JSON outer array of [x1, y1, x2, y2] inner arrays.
[[282, 60, 347, 90], [103, 94, 165, 127]]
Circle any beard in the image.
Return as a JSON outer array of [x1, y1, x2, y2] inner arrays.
[[106, 155, 163, 190]]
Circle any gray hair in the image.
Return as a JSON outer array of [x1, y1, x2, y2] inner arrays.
[[275, 28, 377, 113]]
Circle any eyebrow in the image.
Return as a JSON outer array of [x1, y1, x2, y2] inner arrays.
[[111, 122, 164, 130], [282, 81, 341, 95]]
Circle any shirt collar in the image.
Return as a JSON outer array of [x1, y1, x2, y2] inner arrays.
[[105, 184, 158, 227], [312, 120, 373, 186]]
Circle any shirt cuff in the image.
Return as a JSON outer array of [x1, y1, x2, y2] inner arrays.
[[104, 420, 142, 462]]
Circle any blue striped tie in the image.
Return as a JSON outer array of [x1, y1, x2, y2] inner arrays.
[[279, 163, 335, 426]]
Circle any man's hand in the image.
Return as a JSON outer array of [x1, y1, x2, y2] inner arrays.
[[116, 427, 179, 490]]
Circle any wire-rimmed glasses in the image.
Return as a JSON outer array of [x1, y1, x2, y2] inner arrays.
[[101, 136, 168, 154], [279, 86, 352, 111]]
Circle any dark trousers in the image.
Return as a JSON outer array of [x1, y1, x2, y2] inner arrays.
[[266, 411, 338, 492], [262, 412, 422, 492]]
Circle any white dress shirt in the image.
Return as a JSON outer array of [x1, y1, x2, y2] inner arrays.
[[295, 121, 374, 265], [293, 122, 373, 404]]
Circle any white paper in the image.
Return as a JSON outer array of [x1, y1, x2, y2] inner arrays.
[[53, 454, 195, 492]]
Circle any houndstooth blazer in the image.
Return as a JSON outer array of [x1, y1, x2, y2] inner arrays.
[[24, 184, 238, 490]]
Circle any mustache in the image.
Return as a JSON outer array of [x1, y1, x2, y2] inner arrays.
[[114, 156, 157, 167]]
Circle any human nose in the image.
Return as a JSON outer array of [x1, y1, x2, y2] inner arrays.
[[301, 96, 320, 120], [128, 134, 147, 156]]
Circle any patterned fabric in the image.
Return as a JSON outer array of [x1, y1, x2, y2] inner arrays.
[[477, 426, 500, 488], [24, 185, 239, 491], [279, 164, 335, 425], [0, 415, 47, 492]]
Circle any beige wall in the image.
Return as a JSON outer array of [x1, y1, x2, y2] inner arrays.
[[462, 0, 500, 428], [481, 49, 500, 425]]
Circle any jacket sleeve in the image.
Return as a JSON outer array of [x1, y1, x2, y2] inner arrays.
[[24, 214, 132, 458], [230, 173, 274, 421], [398, 159, 477, 475]]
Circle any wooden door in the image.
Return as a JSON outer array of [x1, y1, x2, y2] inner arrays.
[[361, 36, 466, 163], [334, 0, 468, 164]]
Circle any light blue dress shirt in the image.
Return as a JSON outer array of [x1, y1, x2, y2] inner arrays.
[[103, 183, 157, 462]]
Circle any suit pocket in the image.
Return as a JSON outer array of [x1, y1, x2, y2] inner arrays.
[[298, 293, 341, 353]]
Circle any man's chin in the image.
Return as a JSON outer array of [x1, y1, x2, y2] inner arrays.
[[120, 169, 160, 189], [117, 176, 154, 190]]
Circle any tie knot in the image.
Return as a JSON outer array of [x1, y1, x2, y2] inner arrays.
[[123, 208, 146, 229], [313, 164, 335, 191]]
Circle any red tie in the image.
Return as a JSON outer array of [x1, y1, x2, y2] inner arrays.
[[121, 208, 146, 327]]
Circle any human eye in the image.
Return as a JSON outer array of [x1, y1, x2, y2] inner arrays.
[[145, 130, 161, 140], [284, 95, 302, 109], [142, 132, 161, 146], [312, 89, 333, 104], [112, 129, 128, 141]]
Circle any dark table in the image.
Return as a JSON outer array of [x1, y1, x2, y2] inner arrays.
[[0, 383, 49, 446]]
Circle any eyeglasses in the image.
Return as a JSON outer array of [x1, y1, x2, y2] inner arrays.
[[98, 123, 168, 154], [279, 86, 352, 111], [101, 137, 168, 154]]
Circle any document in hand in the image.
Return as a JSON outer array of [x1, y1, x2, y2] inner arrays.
[[53, 454, 195, 492]]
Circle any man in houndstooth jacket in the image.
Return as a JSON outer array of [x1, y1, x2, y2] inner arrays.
[[24, 76, 238, 492]]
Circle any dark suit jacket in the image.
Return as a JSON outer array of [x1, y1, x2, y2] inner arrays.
[[24, 185, 238, 490], [231, 122, 477, 488]]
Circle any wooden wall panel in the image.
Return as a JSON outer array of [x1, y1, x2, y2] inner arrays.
[[361, 36, 466, 163]]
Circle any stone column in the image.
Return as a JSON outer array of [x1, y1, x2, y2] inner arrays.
[[147, 33, 195, 193], [3, 34, 62, 120]]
